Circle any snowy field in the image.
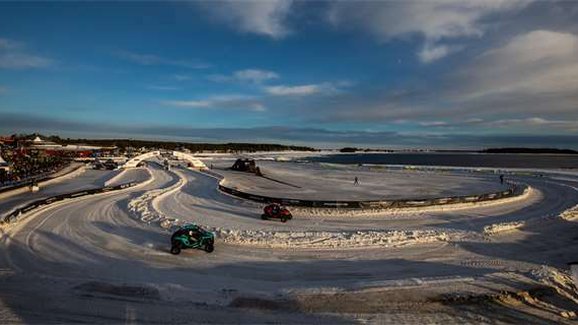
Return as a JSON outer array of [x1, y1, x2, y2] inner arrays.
[[215, 160, 511, 201], [0, 155, 577, 323]]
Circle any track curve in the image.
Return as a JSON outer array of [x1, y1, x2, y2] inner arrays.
[[1, 162, 578, 323]]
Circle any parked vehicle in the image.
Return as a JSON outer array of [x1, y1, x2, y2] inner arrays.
[[103, 159, 118, 170]]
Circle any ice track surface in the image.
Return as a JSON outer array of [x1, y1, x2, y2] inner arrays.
[[1, 162, 578, 323]]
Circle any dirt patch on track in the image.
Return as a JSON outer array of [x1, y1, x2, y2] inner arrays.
[[230, 286, 577, 323], [229, 297, 298, 311], [74, 281, 160, 300]]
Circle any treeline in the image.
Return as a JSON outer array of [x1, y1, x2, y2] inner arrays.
[[339, 147, 395, 153], [45, 135, 315, 152], [482, 148, 578, 154]]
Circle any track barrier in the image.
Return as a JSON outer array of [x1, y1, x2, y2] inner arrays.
[[218, 182, 527, 210], [1, 181, 139, 224]]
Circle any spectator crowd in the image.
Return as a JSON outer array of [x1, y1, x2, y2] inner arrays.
[[0, 149, 68, 188]]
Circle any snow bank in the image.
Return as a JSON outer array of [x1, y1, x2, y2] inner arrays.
[[529, 265, 578, 313], [560, 204, 578, 221], [212, 228, 451, 249], [128, 169, 183, 229], [485, 201, 578, 236], [483, 221, 526, 236]]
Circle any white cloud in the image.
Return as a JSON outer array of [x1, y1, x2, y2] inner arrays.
[[328, 1, 531, 62], [419, 121, 448, 127], [310, 40, 578, 126], [234, 69, 279, 82], [265, 82, 342, 96], [413, 117, 578, 132], [147, 85, 180, 91], [116, 51, 210, 69], [418, 43, 463, 63], [488, 117, 578, 131], [465, 118, 484, 124], [342, 30, 578, 126], [453, 30, 578, 114], [0, 38, 22, 50], [249, 102, 266, 112], [163, 100, 211, 108], [0, 53, 53, 69], [173, 74, 192, 81], [201, 0, 293, 39], [266, 84, 321, 96], [162, 95, 266, 112], [208, 69, 279, 84], [0, 37, 53, 69]]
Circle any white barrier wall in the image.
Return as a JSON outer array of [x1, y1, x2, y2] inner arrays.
[[124, 151, 160, 168], [172, 151, 207, 169], [124, 150, 207, 170]]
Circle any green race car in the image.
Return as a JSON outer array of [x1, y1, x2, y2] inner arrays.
[[170, 224, 215, 255]]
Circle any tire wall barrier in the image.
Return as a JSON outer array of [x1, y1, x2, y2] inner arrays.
[[218, 182, 527, 209], [1, 181, 139, 224]]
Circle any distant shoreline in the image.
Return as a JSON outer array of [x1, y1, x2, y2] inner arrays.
[[480, 148, 578, 155], [5, 134, 577, 155], [307, 151, 578, 169]]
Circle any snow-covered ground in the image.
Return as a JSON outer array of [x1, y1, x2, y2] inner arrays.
[[0, 157, 577, 323], [215, 160, 511, 201], [104, 166, 151, 187]]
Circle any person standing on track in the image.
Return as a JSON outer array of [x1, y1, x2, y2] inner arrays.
[[354, 176, 359, 186]]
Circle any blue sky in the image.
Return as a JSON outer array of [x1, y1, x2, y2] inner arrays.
[[1, 1, 578, 149]]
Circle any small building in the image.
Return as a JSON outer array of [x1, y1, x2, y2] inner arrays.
[[24, 136, 116, 157]]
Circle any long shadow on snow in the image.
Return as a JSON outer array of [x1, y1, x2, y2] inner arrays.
[[9, 222, 499, 285], [425, 176, 578, 233], [0, 240, 350, 325], [458, 217, 578, 269], [0, 222, 567, 323]]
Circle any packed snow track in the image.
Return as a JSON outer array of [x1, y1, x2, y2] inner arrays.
[[1, 161, 577, 323]]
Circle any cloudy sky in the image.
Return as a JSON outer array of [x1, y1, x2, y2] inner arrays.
[[1, 1, 577, 149]]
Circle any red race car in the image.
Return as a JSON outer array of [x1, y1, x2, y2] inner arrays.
[[261, 203, 292, 222]]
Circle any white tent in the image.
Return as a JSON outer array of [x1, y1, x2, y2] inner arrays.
[[0, 152, 8, 172]]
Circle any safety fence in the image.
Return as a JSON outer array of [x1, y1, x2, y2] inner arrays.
[[218, 182, 527, 209], [2, 181, 139, 224]]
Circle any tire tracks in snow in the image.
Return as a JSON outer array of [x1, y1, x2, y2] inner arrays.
[[138, 168, 471, 249]]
